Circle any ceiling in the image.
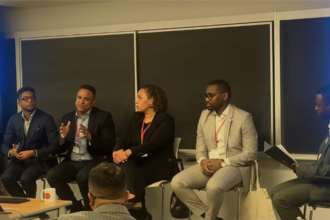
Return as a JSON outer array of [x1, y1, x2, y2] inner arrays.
[[0, 0, 88, 8]]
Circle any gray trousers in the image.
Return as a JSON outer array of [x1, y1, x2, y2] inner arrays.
[[171, 164, 242, 220], [270, 178, 313, 220]]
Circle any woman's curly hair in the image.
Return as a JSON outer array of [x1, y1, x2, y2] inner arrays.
[[140, 84, 168, 113]]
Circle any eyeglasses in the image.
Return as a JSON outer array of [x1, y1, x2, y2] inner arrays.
[[19, 95, 36, 102], [203, 92, 225, 100]]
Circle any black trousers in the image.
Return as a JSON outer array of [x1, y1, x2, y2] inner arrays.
[[1, 158, 53, 198], [46, 159, 103, 210], [117, 157, 159, 220]]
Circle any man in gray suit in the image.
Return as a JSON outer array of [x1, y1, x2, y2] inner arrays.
[[271, 84, 330, 220], [58, 162, 135, 220], [171, 79, 258, 220]]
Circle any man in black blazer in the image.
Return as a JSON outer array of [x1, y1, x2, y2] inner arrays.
[[271, 84, 330, 220], [1, 86, 59, 198], [47, 85, 116, 213]]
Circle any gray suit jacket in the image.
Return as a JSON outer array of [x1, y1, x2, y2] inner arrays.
[[196, 104, 258, 192], [58, 204, 136, 220]]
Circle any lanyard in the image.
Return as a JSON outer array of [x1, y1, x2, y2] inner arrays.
[[214, 117, 227, 148], [141, 117, 153, 144], [75, 116, 80, 138]]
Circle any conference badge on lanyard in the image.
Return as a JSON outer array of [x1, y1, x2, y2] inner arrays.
[[209, 117, 227, 159], [73, 117, 81, 154]]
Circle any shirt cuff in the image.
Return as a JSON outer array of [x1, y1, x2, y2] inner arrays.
[[7, 151, 12, 158], [197, 157, 206, 164], [223, 158, 231, 166], [34, 150, 38, 158]]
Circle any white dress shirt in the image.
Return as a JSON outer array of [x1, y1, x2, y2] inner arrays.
[[22, 109, 36, 136], [70, 110, 93, 161], [198, 105, 231, 166]]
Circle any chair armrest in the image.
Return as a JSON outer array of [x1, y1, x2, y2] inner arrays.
[[47, 153, 67, 163], [168, 158, 184, 171], [185, 158, 197, 162], [314, 175, 330, 182], [48, 154, 66, 158], [168, 158, 182, 163]]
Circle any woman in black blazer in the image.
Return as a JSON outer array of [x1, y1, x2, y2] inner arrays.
[[113, 84, 179, 220]]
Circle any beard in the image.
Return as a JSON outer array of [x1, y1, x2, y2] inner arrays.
[[207, 105, 215, 111], [22, 107, 36, 112]]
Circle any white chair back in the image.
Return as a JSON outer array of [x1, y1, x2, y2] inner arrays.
[[173, 137, 181, 159]]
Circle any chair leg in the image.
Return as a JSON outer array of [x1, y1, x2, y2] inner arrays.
[[237, 188, 241, 220], [188, 211, 191, 220], [43, 179, 46, 190], [309, 206, 314, 220], [41, 178, 46, 199], [303, 204, 307, 218], [161, 184, 164, 220]]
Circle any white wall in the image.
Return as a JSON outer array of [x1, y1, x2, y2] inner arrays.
[[6, 1, 330, 32]]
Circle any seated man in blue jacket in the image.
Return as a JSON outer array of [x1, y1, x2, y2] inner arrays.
[[1, 86, 59, 198], [271, 84, 330, 220]]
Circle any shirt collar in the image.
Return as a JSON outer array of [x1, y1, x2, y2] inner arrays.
[[76, 110, 91, 118], [94, 203, 130, 214], [214, 104, 230, 118], [21, 109, 36, 122]]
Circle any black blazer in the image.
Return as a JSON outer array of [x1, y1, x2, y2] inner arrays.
[[59, 107, 116, 161], [114, 112, 179, 181], [1, 108, 59, 159]]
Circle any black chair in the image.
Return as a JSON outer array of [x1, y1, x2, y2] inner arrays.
[[303, 202, 330, 220], [147, 137, 182, 220], [301, 176, 330, 220]]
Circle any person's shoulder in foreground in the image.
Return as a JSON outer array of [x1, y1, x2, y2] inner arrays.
[[58, 162, 136, 220], [58, 203, 136, 220]]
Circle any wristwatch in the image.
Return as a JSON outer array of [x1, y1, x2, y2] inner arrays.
[[221, 159, 227, 167]]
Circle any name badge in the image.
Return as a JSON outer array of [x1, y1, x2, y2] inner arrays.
[[209, 149, 220, 159], [72, 145, 80, 154]]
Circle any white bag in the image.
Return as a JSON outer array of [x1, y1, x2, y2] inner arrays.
[[241, 161, 276, 220]]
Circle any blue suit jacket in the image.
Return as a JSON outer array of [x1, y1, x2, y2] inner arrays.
[[1, 108, 59, 159]]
